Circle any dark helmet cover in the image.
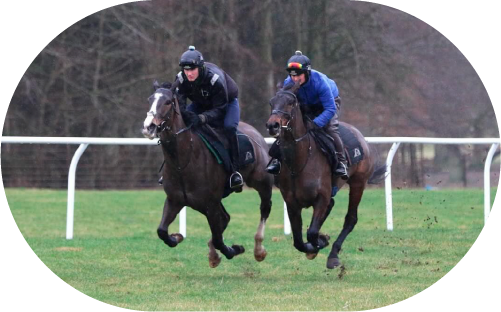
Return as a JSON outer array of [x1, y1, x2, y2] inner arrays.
[[286, 50, 311, 76], [179, 45, 204, 69]]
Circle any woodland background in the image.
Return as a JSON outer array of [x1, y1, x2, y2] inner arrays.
[[1, 0, 498, 189]]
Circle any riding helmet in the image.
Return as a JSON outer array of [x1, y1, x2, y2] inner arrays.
[[179, 46, 204, 69], [286, 50, 311, 76]]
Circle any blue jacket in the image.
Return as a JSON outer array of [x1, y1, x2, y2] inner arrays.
[[284, 70, 339, 128]]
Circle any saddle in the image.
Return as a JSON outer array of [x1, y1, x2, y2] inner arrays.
[[309, 124, 365, 170], [195, 125, 255, 197]]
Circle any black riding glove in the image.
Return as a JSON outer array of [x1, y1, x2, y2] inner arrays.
[[182, 110, 204, 127]]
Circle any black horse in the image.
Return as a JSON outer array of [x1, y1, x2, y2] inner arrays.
[[142, 81, 274, 267], [266, 82, 386, 269]]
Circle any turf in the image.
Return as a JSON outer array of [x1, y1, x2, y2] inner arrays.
[[5, 187, 493, 311]]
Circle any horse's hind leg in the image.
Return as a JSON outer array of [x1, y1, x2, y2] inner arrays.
[[327, 181, 364, 269], [157, 198, 184, 247], [206, 202, 245, 261], [206, 202, 231, 268], [252, 179, 272, 262], [207, 239, 222, 268]]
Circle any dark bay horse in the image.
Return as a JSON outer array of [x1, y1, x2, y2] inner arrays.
[[266, 82, 385, 269], [142, 81, 273, 268]]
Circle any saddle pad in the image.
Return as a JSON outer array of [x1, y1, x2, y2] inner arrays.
[[339, 124, 365, 166], [196, 127, 255, 173], [310, 124, 364, 169]]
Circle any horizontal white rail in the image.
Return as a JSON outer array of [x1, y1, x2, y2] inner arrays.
[[3, 135, 498, 145], [1, 136, 499, 238]]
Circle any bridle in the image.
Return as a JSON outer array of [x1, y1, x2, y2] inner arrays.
[[154, 93, 193, 159], [153, 91, 193, 203], [270, 90, 310, 143], [269, 90, 311, 177], [270, 90, 296, 129], [155, 95, 181, 134]]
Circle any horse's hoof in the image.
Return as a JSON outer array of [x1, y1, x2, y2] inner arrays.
[[306, 252, 318, 260], [326, 257, 340, 269], [232, 245, 246, 256], [209, 255, 221, 268], [319, 233, 330, 242], [254, 248, 267, 262], [171, 233, 184, 244], [318, 234, 330, 248]]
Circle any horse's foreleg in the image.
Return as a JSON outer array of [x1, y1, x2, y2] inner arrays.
[[254, 187, 272, 262], [206, 202, 245, 261], [286, 203, 318, 255], [305, 197, 334, 259], [327, 183, 364, 269], [157, 198, 184, 247]]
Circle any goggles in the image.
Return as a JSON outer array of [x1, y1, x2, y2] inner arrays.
[[287, 62, 303, 69]]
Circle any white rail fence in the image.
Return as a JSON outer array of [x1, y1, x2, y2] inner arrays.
[[1, 136, 499, 239]]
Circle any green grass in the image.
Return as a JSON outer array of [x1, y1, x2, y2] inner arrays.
[[6, 187, 495, 311]]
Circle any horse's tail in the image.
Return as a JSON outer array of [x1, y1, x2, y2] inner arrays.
[[367, 144, 387, 185], [368, 164, 387, 184]]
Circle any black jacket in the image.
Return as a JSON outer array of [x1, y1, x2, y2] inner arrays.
[[175, 62, 238, 124]]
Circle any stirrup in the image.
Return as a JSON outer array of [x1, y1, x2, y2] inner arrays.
[[229, 171, 244, 189], [334, 162, 349, 180], [158, 176, 163, 185]]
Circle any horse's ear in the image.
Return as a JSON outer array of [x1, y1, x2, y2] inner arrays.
[[153, 80, 160, 90], [276, 81, 284, 91], [282, 81, 299, 94], [161, 82, 172, 89], [170, 79, 180, 92], [290, 81, 301, 94]]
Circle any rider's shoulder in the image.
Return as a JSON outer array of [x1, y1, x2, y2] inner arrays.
[[204, 64, 224, 87]]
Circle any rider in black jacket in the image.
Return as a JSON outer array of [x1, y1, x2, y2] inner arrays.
[[174, 46, 243, 189]]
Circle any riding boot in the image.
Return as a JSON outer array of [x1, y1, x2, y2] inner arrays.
[[332, 132, 349, 180], [265, 140, 281, 174], [265, 158, 281, 175], [226, 128, 244, 190]]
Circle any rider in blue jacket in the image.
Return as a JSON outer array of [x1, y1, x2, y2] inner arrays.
[[266, 51, 349, 180]]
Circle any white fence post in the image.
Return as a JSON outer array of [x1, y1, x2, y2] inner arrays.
[[384, 142, 401, 231], [66, 143, 89, 240], [484, 143, 499, 223], [179, 207, 187, 237], [284, 202, 291, 235]]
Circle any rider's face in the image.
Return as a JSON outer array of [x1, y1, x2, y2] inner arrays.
[[184, 67, 199, 82], [290, 73, 306, 85]]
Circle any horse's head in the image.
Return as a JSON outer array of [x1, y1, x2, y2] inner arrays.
[[142, 81, 178, 139], [266, 82, 301, 137]]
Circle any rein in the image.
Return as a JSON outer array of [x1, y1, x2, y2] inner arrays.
[[273, 91, 311, 177]]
